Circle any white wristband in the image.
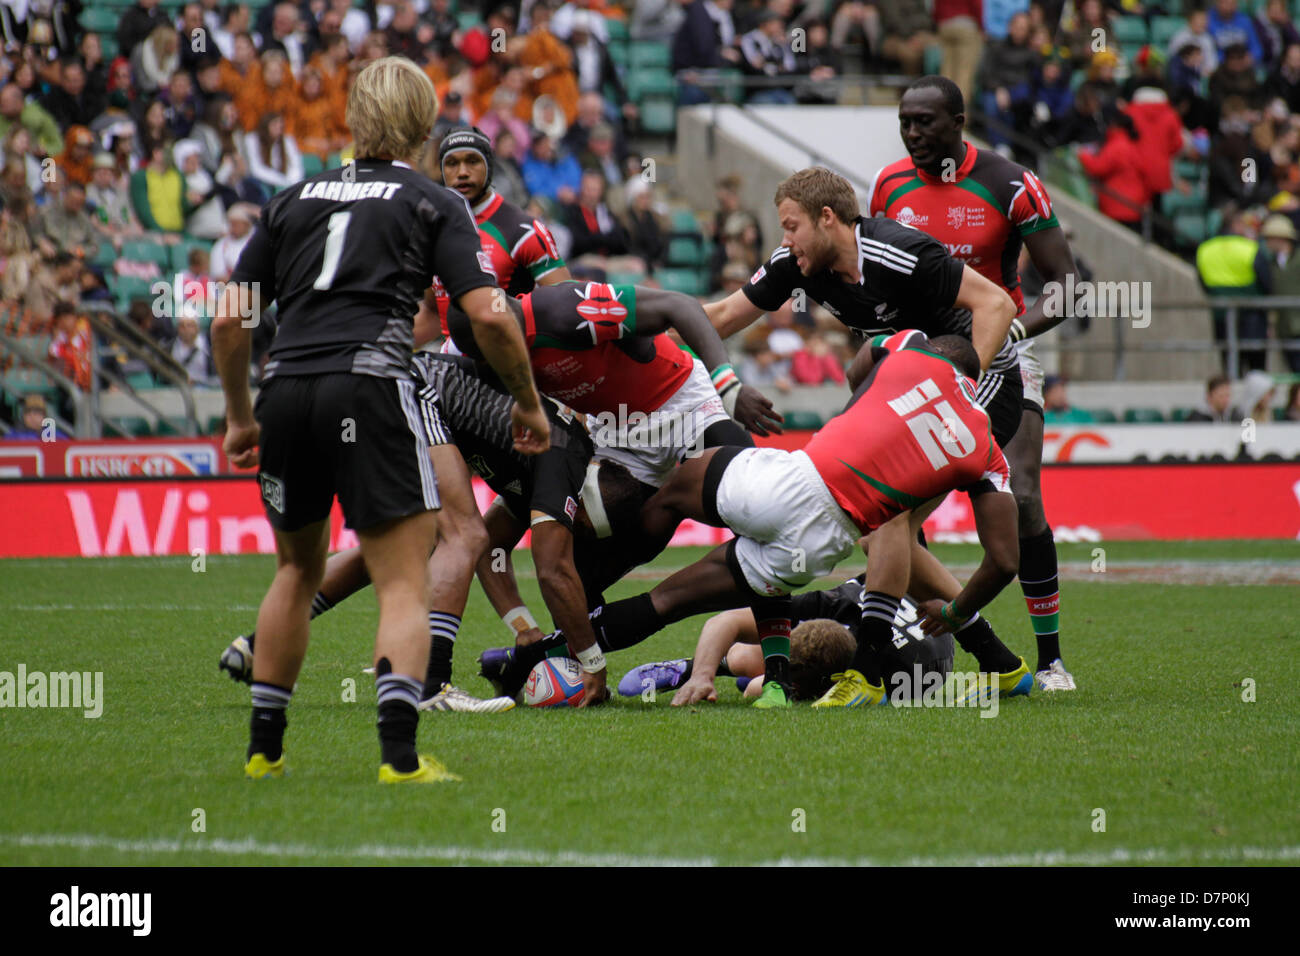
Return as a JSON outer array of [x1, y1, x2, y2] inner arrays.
[[502, 605, 538, 638], [719, 380, 741, 418], [575, 643, 606, 674]]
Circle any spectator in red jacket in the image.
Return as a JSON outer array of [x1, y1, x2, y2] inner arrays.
[[1077, 107, 1151, 229], [790, 331, 846, 386], [1125, 89, 1184, 199]]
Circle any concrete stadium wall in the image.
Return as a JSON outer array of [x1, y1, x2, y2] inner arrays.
[[676, 104, 1218, 382]]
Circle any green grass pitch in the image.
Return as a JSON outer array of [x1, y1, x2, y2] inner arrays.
[[1, 541, 1297, 866]]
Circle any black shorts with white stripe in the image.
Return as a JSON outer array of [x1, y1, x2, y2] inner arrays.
[[253, 372, 439, 532], [974, 368, 1024, 448]]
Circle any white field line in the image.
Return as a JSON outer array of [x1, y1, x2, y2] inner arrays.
[[2, 832, 1298, 867]]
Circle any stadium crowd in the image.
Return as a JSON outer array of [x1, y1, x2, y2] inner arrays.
[[3, 0, 1300, 431]]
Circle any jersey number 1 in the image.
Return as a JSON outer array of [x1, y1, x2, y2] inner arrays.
[[313, 211, 352, 290]]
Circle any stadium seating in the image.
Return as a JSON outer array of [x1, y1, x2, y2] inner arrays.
[[656, 267, 708, 296], [120, 239, 171, 271], [1112, 16, 1150, 48], [1123, 407, 1166, 423]]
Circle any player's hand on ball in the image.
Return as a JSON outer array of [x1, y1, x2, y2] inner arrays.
[[671, 677, 718, 706], [511, 403, 551, 455], [223, 418, 261, 470], [577, 669, 610, 708], [916, 598, 955, 636], [734, 384, 784, 436]]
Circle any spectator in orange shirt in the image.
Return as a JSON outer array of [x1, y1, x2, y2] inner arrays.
[[218, 33, 264, 128], [291, 67, 350, 160], [309, 34, 353, 117], [252, 51, 299, 132], [517, 3, 580, 124], [56, 126, 98, 187]]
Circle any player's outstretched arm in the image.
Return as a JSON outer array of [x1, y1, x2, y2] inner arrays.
[[531, 519, 609, 707], [672, 609, 754, 706], [211, 281, 263, 470], [639, 288, 783, 435], [1016, 227, 1079, 339], [704, 288, 766, 339], [457, 286, 551, 455], [918, 491, 1020, 635], [953, 265, 1016, 373], [474, 500, 548, 647]]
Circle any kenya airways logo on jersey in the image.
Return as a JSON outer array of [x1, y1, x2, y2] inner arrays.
[[573, 283, 629, 343]]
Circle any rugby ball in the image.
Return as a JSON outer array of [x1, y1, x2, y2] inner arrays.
[[524, 657, 586, 708]]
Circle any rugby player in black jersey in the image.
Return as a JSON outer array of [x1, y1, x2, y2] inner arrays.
[[212, 58, 548, 783]]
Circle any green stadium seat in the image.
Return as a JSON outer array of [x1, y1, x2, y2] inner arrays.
[[1174, 210, 1215, 246], [455, 11, 478, 29], [155, 417, 189, 436], [629, 41, 671, 70], [1112, 16, 1149, 48], [1123, 407, 1166, 423], [80, 9, 118, 33], [605, 18, 629, 43], [205, 415, 225, 435], [1085, 408, 1119, 423], [922, 43, 942, 76], [112, 275, 159, 307], [627, 68, 675, 102], [3, 368, 57, 399], [717, 68, 745, 104], [105, 416, 153, 438], [170, 238, 213, 272], [120, 239, 171, 269], [1161, 191, 1206, 217], [656, 267, 707, 296], [1150, 16, 1184, 50], [1170, 407, 1194, 422], [609, 42, 629, 68], [782, 410, 824, 430], [126, 371, 157, 391], [90, 241, 118, 269], [1173, 158, 1206, 184], [639, 96, 676, 134], [605, 271, 645, 286], [302, 153, 324, 178], [670, 209, 699, 234], [667, 236, 702, 266]]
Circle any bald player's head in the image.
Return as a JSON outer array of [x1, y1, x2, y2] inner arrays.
[[927, 335, 979, 380]]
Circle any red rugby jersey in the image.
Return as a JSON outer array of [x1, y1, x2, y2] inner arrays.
[[519, 282, 693, 416], [867, 142, 1059, 316], [803, 329, 1011, 533], [435, 189, 565, 333]]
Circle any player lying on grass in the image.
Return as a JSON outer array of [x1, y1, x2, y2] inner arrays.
[[489, 331, 1031, 709], [620, 595, 954, 706], [218, 352, 616, 707]]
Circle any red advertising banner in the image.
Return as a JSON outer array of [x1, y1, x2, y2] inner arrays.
[[0, 438, 227, 478], [0, 464, 1296, 558]]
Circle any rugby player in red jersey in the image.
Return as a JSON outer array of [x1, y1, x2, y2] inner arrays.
[[499, 331, 1031, 709], [867, 75, 1079, 691], [435, 127, 573, 303]]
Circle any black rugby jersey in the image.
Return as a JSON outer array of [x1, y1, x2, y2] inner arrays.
[[741, 215, 1020, 376], [231, 159, 496, 380], [411, 351, 593, 528]]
